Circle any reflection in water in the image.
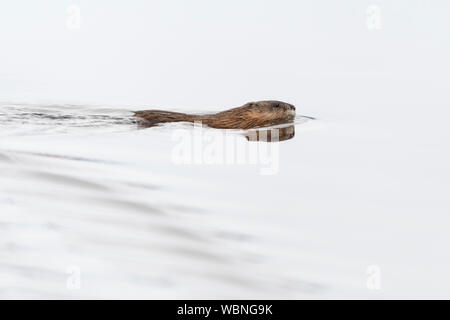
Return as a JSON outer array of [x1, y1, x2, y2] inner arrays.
[[138, 118, 296, 142], [244, 125, 295, 142], [0, 103, 322, 299], [136, 118, 159, 129], [139, 118, 297, 143]]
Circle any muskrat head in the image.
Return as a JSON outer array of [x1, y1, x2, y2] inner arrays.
[[246, 100, 296, 125]]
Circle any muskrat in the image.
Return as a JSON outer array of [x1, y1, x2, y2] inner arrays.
[[134, 100, 296, 129]]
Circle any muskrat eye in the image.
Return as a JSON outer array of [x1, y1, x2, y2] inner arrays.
[[274, 103, 280, 108]]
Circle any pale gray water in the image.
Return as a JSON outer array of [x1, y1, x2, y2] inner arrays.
[[2, 102, 450, 299], [1, 0, 450, 299], [1, 103, 328, 299]]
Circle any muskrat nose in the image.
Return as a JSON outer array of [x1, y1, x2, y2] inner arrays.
[[290, 105, 296, 110]]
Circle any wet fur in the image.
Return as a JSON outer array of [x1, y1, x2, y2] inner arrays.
[[134, 101, 296, 129]]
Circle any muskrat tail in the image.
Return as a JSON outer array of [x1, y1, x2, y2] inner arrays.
[[133, 110, 203, 126]]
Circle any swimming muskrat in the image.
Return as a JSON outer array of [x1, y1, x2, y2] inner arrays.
[[134, 100, 296, 129]]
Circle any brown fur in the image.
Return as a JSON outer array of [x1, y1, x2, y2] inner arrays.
[[134, 101, 296, 129]]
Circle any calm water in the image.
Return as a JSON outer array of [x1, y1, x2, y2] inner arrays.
[[1, 102, 449, 299], [0, 103, 325, 299], [2, 0, 450, 299]]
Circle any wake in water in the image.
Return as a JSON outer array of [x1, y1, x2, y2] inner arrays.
[[0, 102, 313, 141], [0, 103, 137, 131], [0, 102, 322, 299]]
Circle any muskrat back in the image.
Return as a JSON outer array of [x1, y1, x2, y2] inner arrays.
[[134, 100, 295, 129]]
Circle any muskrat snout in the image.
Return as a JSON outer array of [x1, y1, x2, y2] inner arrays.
[[282, 102, 295, 111]]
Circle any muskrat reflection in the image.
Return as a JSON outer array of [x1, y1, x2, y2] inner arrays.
[[244, 125, 295, 142]]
